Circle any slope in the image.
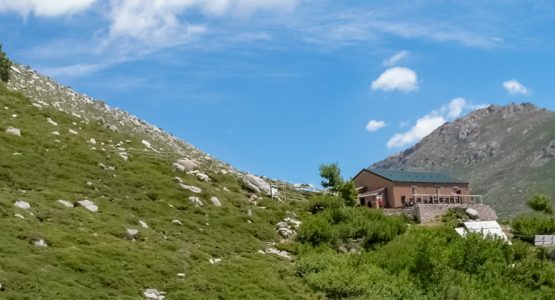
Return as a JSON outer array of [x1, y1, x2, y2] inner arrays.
[[0, 78, 316, 298], [373, 103, 555, 217]]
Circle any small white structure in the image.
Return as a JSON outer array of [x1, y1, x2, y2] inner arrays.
[[535, 235, 555, 247], [455, 221, 510, 244]]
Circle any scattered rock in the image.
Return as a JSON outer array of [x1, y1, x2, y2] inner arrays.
[[276, 222, 289, 229], [5, 127, 21, 136], [466, 208, 480, 220], [196, 173, 210, 182], [171, 219, 183, 226], [176, 273, 186, 278], [51, 131, 60, 136], [143, 288, 165, 300], [210, 196, 222, 207], [189, 196, 204, 207], [68, 129, 78, 134], [173, 158, 198, 172], [257, 249, 266, 254], [179, 184, 202, 194], [141, 140, 152, 148], [14, 200, 31, 209], [77, 200, 98, 212], [89, 138, 97, 145], [174, 177, 183, 183], [57, 200, 74, 208], [277, 227, 295, 239], [33, 239, 48, 248], [209, 258, 222, 264], [138, 220, 149, 229], [46, 118, 58, 126], [118, 152, 128, 161], [14, 213, 25, 219], [127, 228, 139, 238], [265, 247, 292, 260], [243, 174, 272, 195]]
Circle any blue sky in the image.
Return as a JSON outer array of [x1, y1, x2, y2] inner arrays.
[[1, 0, 555, 185]]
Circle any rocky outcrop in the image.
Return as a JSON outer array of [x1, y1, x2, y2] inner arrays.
[[243, 174, 272, 195]]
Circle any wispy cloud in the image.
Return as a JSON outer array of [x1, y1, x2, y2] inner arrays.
[[383, 50, 409, 66], [371, 67, 418, 92], [0, 0, 96, 17], [387, 98, 486, 148], [366, 120, 387, 132], [503, 79, 530, 95]]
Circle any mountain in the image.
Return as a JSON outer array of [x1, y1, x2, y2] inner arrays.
[[373, 103, 555, 217], [0, 64, 316, 299]]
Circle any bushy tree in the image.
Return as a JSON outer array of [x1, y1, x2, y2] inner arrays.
[[319, 163, 343, 191], [318, 163, 357, 206], [527, 194, 553, 214], [0, 44, 11, 82]]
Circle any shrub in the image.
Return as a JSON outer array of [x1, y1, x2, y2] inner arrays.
[[307, 195, 343, 214], [512, 214, 555, 242], [527, 194, 553, 214], [0, 44, 10, 82]]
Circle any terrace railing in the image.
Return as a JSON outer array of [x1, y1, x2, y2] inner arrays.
[[410, 194, 483, 205]]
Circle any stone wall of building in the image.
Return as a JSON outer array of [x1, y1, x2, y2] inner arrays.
[[415, 204, 497, 223]]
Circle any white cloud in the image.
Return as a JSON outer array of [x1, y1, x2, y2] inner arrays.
[[383, 50, 409, 66], [387, 115, 445, 148], [366, 120, 387, 132], [0, 0, 95, 17], [371, 67, 418, 92], [503, 80, 529, 95], [107, 0, 298, 45], [387, 98, 486, 148]]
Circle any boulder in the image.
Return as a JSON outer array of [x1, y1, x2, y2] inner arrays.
[[5, 127, 21, 136], [14, 200, 31, 209], [210, 196, 222, 207], [276, 222, 289, 229], [173, 158, 198, 172], [171, 219, 183, 226], [77, 200, 98, 212], [89, 138, 96, 145], [277, 227, 295, 239], [127, 228, 139, 238], [34, 239, 48, 248], [209, 258, 222, 264], [243, 174, 272, 195], [189, 196, 204, 207], [57, 200, 74, 208], [265, 247, 292, 260], [196, 173, 210, 182], [14, 213, 25, 219], [46, 118, 58, 126], [466, 208, 480, 220], [68, 129, 78, 134], [143, 288, 165, 300], [138, 220, 149, 229], [179, 184, 202, 194], [51, 131, 60, 135]]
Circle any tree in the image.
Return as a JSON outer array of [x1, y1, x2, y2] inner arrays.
[[318, 163, 357, 206], [0, 44, 10, 83], [527, 194, 553, 214], [319, 163, 343, 191]]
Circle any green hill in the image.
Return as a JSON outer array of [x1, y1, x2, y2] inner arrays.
[[0, 75, 316, 298]]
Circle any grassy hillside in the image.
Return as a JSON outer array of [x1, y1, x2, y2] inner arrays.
[[0, 83, 317, 299]]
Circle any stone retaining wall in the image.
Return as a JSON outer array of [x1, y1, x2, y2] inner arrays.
[[414, 203, 497, 223]]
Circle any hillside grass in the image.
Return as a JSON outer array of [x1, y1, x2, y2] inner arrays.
[[0, 84, 318, 299]]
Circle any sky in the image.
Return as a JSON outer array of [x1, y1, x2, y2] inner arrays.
[[1, 0, 555, 186]]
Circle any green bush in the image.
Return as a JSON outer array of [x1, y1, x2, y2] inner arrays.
[[527, 194, 553, 214], [306, 195, 343, 214], [512, 214, 555, 241], [0, 44, 10, 82]]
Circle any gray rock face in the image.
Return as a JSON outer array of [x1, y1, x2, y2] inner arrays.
[[5, 127, 21, 136], [243, 174, 272, 195]]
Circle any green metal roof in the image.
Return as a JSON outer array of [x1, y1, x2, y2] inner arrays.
[[365, 168, 467, 184]]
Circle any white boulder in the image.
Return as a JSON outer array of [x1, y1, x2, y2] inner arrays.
[[5, 127, 21, 136], [68, 129, 78, 134], [14, 200, 31, 209], [127, 228, 139, 238], [189, 196, 204, 207], [173, 158, 198, 172], [34, 239, 48, 248], [77, 200, 98, 212], [89, 138, 97, 145], [243, 174, 272, 195], [51, 131, 60, 136], [171, 219, 183, 226], [209, 258, 222, 264], [57, 200, 74, 208], [46, 118, 58, 126], [138, 220, 149, 229], [210, 196, 222, 207], [179, 184, 202, 194], [196, 173, 210, 182], [143, 288, 165, 300]]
